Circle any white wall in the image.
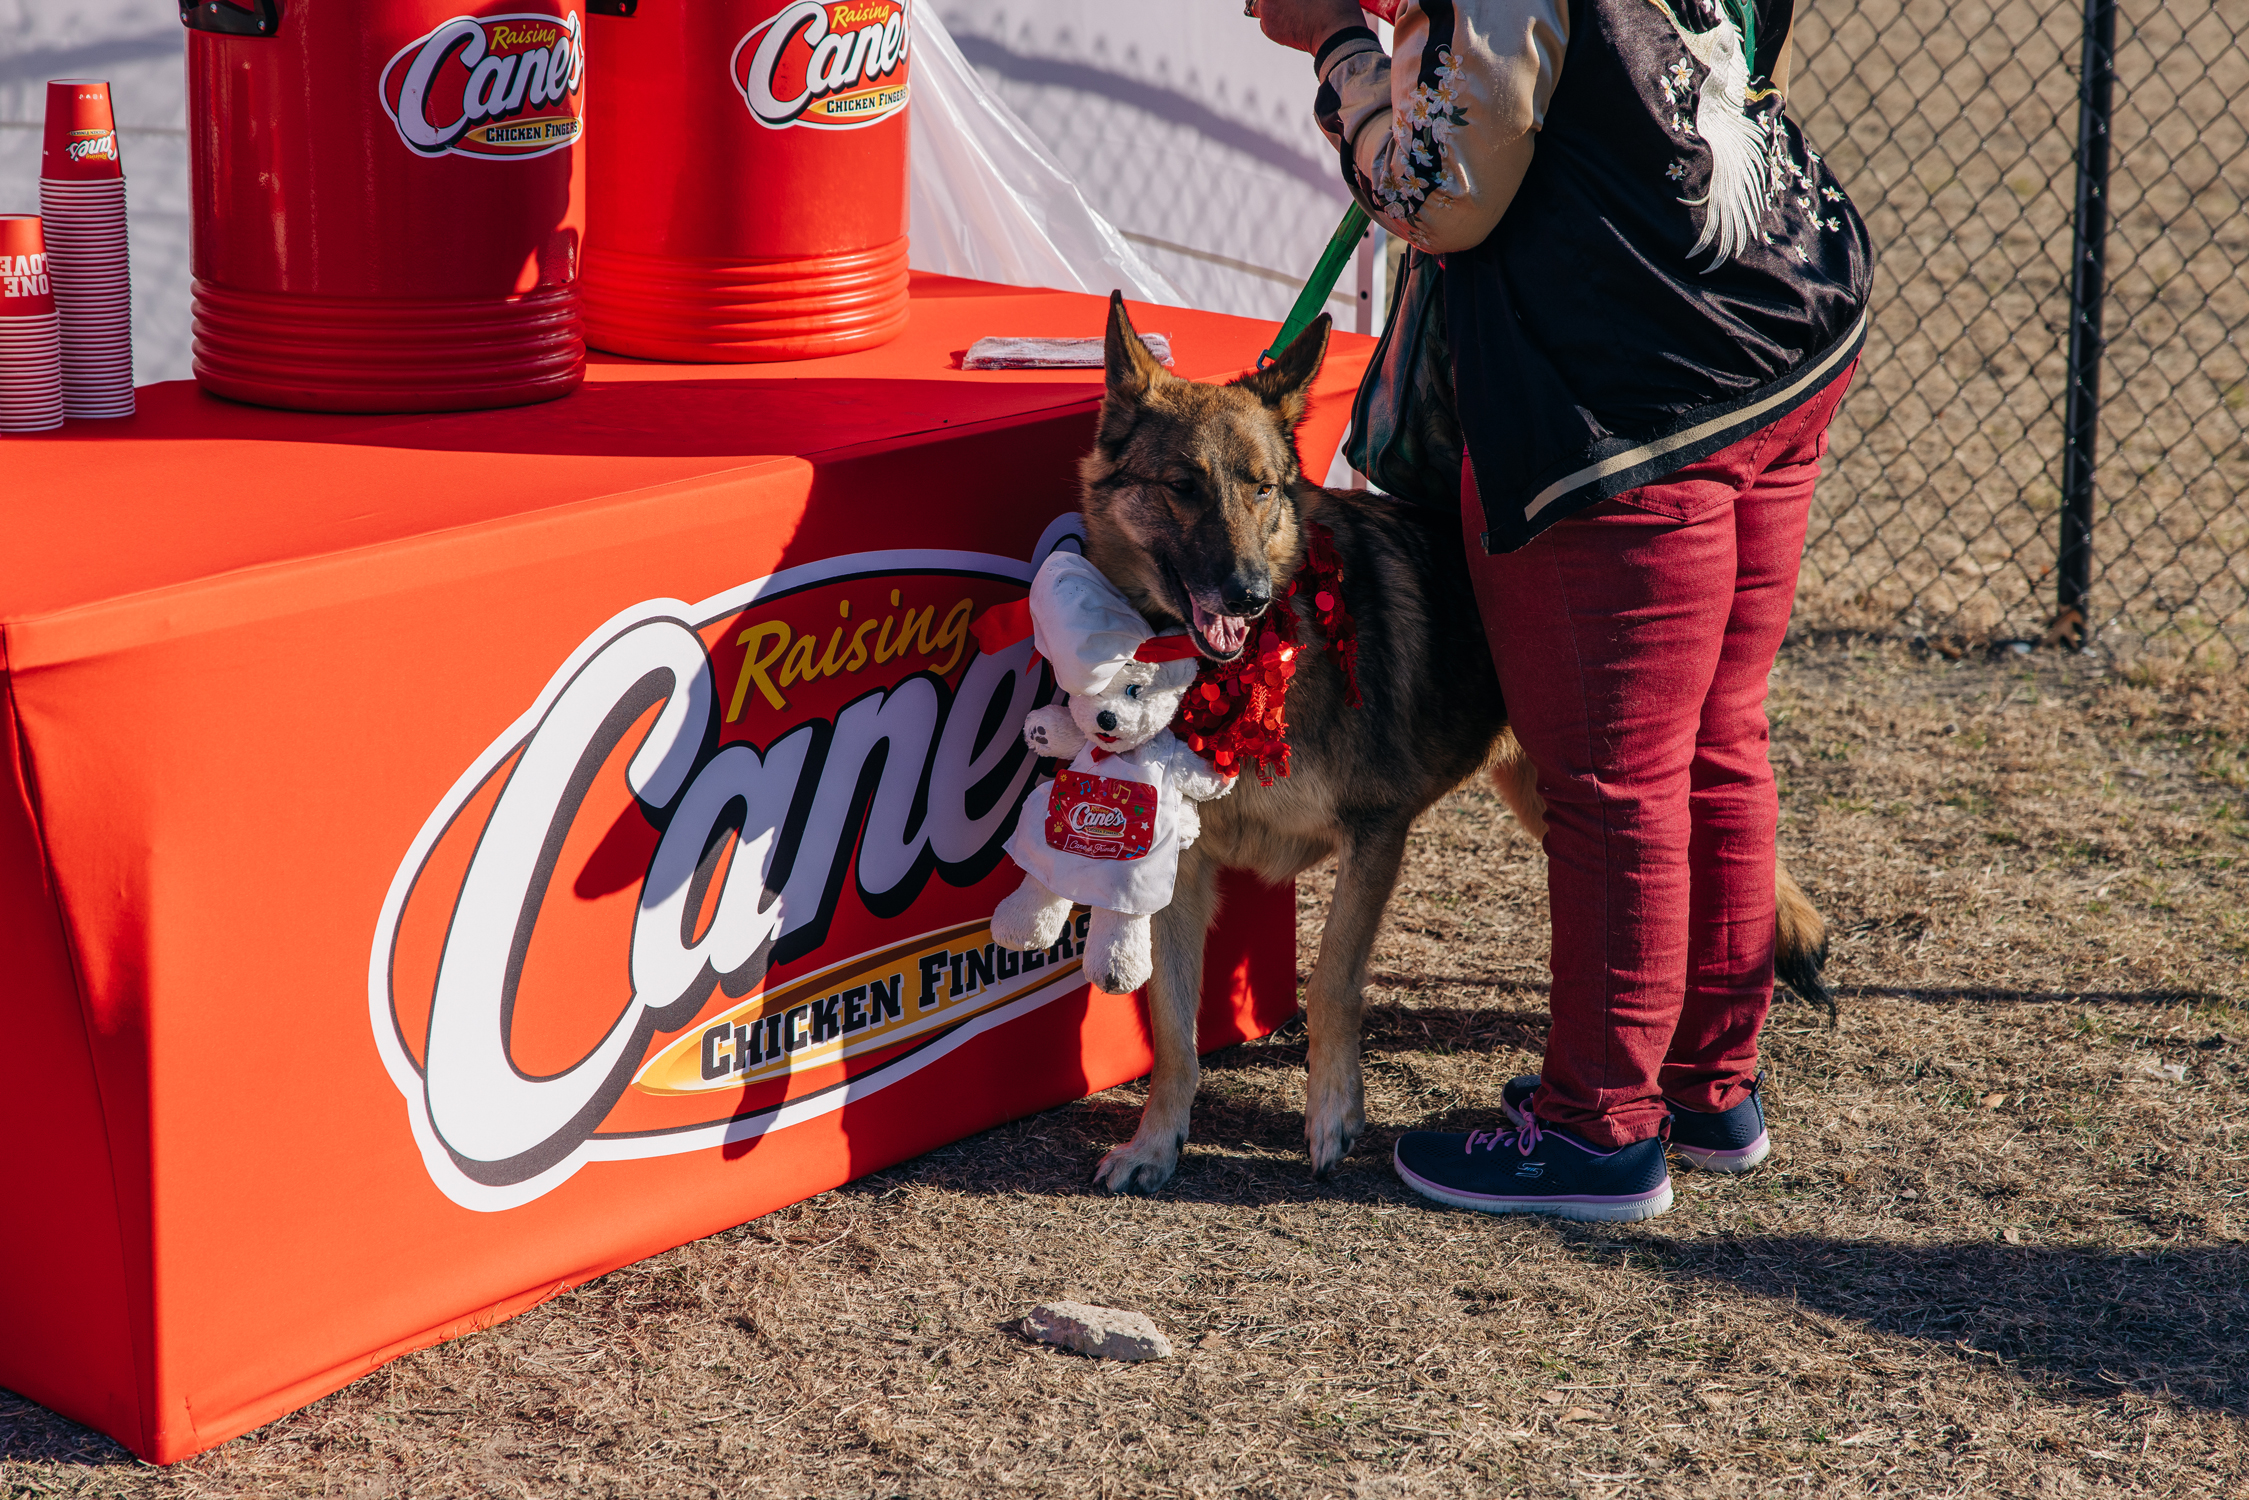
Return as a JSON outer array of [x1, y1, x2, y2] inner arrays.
[[0, 0, 192, 383]]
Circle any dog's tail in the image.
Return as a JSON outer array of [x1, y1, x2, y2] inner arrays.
[[1488, 729, 1546, 837], [1491, 730, 1838, 1026], [1774, 866, 1837, 1026]]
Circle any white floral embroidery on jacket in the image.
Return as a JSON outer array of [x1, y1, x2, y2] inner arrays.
[[1368, 47, 1473, 220], [1315, 0, 1568, 254]]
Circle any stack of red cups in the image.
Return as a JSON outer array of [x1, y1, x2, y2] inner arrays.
[[40, 79, 134, 419], [0, 215, 65, 433]]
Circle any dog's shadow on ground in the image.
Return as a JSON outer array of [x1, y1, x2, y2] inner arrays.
[[880, 1104, 2249, 1418], [870, 985, 2249, 1420], [1202, 997, 1554, 1074], [1561, 1227, 2249, 1415], [880, 1098, 2249, 1416], [1838, 983, 2228, 1007]]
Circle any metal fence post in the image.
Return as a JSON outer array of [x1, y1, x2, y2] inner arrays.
[[2056, 0, 2119, 649]]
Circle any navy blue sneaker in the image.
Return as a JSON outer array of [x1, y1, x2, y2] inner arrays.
[[1666, 1076, 1771, 1173], [1392, 1117, 1673, 1221], [1501, 1073, 1770, 1173]]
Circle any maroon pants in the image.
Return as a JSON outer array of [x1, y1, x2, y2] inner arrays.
[[1461, 368, 1854, 1148]]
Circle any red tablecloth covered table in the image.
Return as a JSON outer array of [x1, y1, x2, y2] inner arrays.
[[0, 275, 1373, 1463]]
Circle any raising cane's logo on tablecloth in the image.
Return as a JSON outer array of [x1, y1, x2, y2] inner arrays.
[[733, 0, 911, 130], [380, 9, 587, 160], [372, 523, 1088, 1212]]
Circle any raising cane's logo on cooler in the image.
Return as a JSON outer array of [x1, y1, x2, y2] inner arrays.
[[380, 9, 587, 160], [733, 0, 911, 130], [371, 523, 1091, 1212]]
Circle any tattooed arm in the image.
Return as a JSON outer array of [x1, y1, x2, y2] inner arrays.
[[1310, 1, 1569, 254]]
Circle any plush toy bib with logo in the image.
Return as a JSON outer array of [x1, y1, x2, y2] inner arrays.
[[1048, 768, 1156, 860], [1003, 727, 1213, 917]]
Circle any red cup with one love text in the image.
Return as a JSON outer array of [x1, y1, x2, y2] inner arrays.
[[0, 215, 65, 433]]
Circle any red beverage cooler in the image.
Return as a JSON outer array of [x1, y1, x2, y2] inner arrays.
[[184, 0, 589, 412], [582, 0, 911, 362]]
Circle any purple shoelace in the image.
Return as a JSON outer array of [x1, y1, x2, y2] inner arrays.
[[1464, 1116, 1544, 1157]]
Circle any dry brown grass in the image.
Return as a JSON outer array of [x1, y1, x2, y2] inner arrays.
[[5, 636, 2247, 1497]]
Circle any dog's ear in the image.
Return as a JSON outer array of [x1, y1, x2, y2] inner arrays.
[[1104, 290, 1167, 403], [1237, 313, 1329, 428]]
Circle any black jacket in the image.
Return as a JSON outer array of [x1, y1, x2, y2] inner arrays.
[[1316, 0, 1872, 549]]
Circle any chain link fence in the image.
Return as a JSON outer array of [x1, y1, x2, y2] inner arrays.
[[1790, 0, 2249, 665]]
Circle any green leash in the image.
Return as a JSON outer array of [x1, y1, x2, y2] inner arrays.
[[1260, 202, 1370, 367]]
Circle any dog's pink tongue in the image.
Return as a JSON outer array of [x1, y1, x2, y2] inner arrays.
[[1192, 602, 1249, 656]]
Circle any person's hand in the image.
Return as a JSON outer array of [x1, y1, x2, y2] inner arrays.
[[1254, 0, 1365, 55]]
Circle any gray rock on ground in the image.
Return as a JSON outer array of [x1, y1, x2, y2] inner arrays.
[[1019, 1301, 1174, 1361]]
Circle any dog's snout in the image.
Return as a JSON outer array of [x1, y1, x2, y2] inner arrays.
[[1221, 567, 1273, 616], [1096, 709, 1120, 732]]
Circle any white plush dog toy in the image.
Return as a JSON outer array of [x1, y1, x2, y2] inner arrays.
[[985, 552, 1235, 994]]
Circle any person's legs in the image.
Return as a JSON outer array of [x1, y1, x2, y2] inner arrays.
[[1405, 372, 1861, 1210], [1460, 477, 1738, 1148], [1665, 368, 1856, 1114]]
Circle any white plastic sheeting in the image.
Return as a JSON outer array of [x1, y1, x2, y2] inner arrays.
[[908, 4, 1182, 306], [935, 2, 1377, 326]]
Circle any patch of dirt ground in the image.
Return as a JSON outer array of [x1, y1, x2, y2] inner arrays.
[[5, 638, 2247, 1498]]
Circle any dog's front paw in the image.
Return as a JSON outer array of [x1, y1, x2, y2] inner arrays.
[[1304, 1049, 1366, 1180], [1093, 1132, 1183, 1195]]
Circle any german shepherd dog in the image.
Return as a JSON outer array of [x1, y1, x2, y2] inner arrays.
[[1076, 293, 1831, 1194]]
